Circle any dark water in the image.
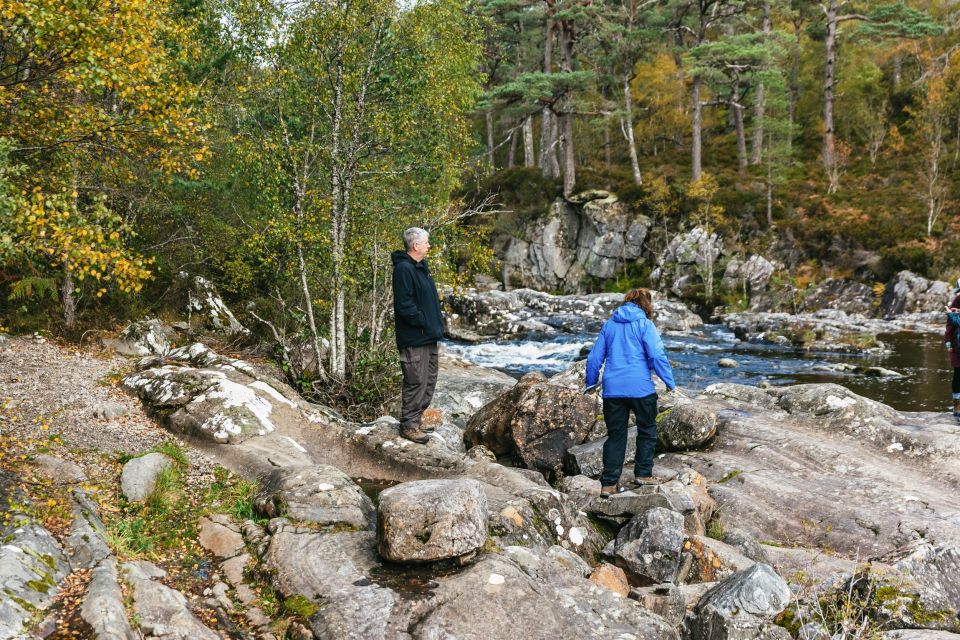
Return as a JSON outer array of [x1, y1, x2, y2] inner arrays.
[[444, 327, 953, 413]]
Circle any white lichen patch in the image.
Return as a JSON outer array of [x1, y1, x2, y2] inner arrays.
[[826, 395, 857, 411]]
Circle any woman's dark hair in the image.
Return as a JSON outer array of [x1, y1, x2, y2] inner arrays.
[[623, 288, 654, 319]]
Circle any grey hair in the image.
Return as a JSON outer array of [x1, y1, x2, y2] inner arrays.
[[403, 227, 429, 251]]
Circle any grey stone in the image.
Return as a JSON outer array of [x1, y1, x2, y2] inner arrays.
[[718, 358, 739, 368], [868, 542, 960, 630], [376, 479, 488, 563], [657, 401, 719, 452], [81, 558, 137, 640], [723, 529, 771, 564], [64, 488, 111, 570], [801, 278, 876, 316], [691, 564, 792, 640], [120, 452, 174, 503], [122, 561, 219, 640], [254, 464, 374, 529], [31, 454, 87, 484], [183, 274, 248, 335], [106, 319, 170, 356], [634, 583, 688, 627], [882, 632, 960, 640], [565, 426, 638, 477], [685, 535, 757, 584], [722, 255, 775, 298], [91, 401, 128, 420], [586, 491, 673, 518], [615, 507, 686, 584], [881, 271, 951, 318], [653, 227, 724, 298]]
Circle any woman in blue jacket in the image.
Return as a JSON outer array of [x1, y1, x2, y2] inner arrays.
[[585, 288, 676, 497]]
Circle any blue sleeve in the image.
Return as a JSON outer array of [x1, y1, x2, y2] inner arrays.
[[643, 322, 675, 390], [393, 267, 425, 327], [585, 323, 607, 387]]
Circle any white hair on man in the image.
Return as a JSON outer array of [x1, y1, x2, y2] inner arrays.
[[403, 227, 429, 252]]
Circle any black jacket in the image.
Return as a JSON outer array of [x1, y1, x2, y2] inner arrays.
[[392, 250, 444, 349]]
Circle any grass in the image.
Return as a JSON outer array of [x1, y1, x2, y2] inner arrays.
[[717, 469, 743, 483]]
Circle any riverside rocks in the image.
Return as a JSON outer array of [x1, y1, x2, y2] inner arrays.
[[444, 287, 702, 342], [867, 542, 960, 630], [254, 464, 375, 529], [652, 227, 724, 299], [105, 319, 170, 357], [882, 271, 952, 318], [614, 507, 687, 584], [656, 401, 720, 452], [690, 564, 791, 640], [123, 561, 220, 640], [376, 479, 488, 563], [722, 255, 776, 298], [81, 558, 137, 640]]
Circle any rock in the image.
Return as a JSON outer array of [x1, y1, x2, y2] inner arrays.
[[264, 526, 406, 639], [182, 274, 248, 335], [633, 583, 688, 627], [105, 319, 170, 356], [91, 401, 128, 420], [376, 479, 488, 563], [254, 464, 374, 530], [123, 561, 219, 640], [464, 371, 601, 476], [431, 351, 517, 423], [220, 553, 250, 589], [493, 193, 653, 292], [867, 542, 960, 630], [0, 473, 71, 640], [31, 454, 86, 484], [722, 255, 776, 297], [718, 358, 739, 368], [882, 271, 951, 318], [723, 529, 771, 564], [657, 401, 719, 452], [721, 310, 890, 355], [801, 278, 876, 316], [590, 563, 630, 597], [565, 425, 637, 477], [586, 491, 673, 518], [197, 515, 245, 559], [412, 552, 679, 640], [652, 228, 724, 299], [615, 507, 687, 584], [882, 632, 960, 640], [685, 535, 757, 584], [555, 474, 600, 510], [120, 452, 174, 503], [690, 564, 792, 640], [703, 383, 780, 410], [81, 558, 137, 640], [64, 488, 111, 570]]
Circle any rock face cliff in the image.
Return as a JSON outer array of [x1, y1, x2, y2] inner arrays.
[[495, 190, 651, 293]]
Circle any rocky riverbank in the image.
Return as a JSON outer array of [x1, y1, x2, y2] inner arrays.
[[1, 322, 959, 640]]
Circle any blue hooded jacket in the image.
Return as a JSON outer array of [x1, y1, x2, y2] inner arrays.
[[585, 302, 676, 398]]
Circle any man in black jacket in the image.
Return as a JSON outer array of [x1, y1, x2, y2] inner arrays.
[[392, 227, 445, 443]]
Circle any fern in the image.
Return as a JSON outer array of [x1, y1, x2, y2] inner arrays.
[[8, 277, 57, 302]]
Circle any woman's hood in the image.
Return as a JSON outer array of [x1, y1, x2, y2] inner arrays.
[[612, 303, 647, 323]]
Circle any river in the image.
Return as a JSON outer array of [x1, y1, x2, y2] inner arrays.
[[443, 327, 952, 413]]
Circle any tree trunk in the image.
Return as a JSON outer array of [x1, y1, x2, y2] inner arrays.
[[486, 110, 496, 171], [623, 75, 643, 185], [539, 15, 559, 178], [603, 121, 611, 169], [558, 19, 576, 198], [893, 55, 902, 91], [523, 116, 535, 167], [507, 126, 518, 169], [60, 268, 76, 330], [822, 0, 838, 170], [732, 77, 747, 176], [789, 17, 802, 138], [751, 3, 771, 165], [297, 243, 327, 381], [692, 75, 703, 180]]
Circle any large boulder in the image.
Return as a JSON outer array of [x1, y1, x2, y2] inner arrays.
[[494, 191, 653, 292], [80, 558, 136, 640], [652, 228, 724, 299], [657, 401, 720, 452], [254, 464, 375, 530], [376, 479, 488, 563], [864, 542, 960, 630], [690, 564, 792, 640], [614, 506, 687, 585], [105, 319, 170, 356], [722, 255, 776, 298], [120, 452, 174, 503], [182, 273, 248, 335], [122, 561, 219, 640], [464, 372, 602, 477], [881, 271, 952, 318], [431, 352, 517, 424], [801, 278, 877, 316]]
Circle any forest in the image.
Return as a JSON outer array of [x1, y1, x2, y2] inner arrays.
[[1, 0, 959, 412]]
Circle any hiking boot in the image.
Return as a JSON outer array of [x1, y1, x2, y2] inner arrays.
[[400, 424, 430, 444], [953, 399, 960, 417], [631, 476, 662, 488], [599, 485, 619, 499]]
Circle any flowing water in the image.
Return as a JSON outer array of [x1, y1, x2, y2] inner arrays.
[[444, 327, 952, 413]]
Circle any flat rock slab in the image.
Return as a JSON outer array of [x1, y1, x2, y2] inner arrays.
[[198, 515, 245, 559], [123, 561, 219, 640], [120, 452, 173, 503], [32, 454, 87, 484], [377, 479, 488, 563], [81, 558, 137, 640], [65, 488, 111, 570], [254, 464, 374, 529]]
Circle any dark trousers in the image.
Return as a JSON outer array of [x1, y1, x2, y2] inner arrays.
[[953, 368, 960, 394], [601, 394, 658, 487], [399, 343, 439, 429]]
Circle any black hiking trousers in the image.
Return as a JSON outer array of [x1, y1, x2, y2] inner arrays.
[[600, 393, 658, 487], [399, 343, 439, 430]]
